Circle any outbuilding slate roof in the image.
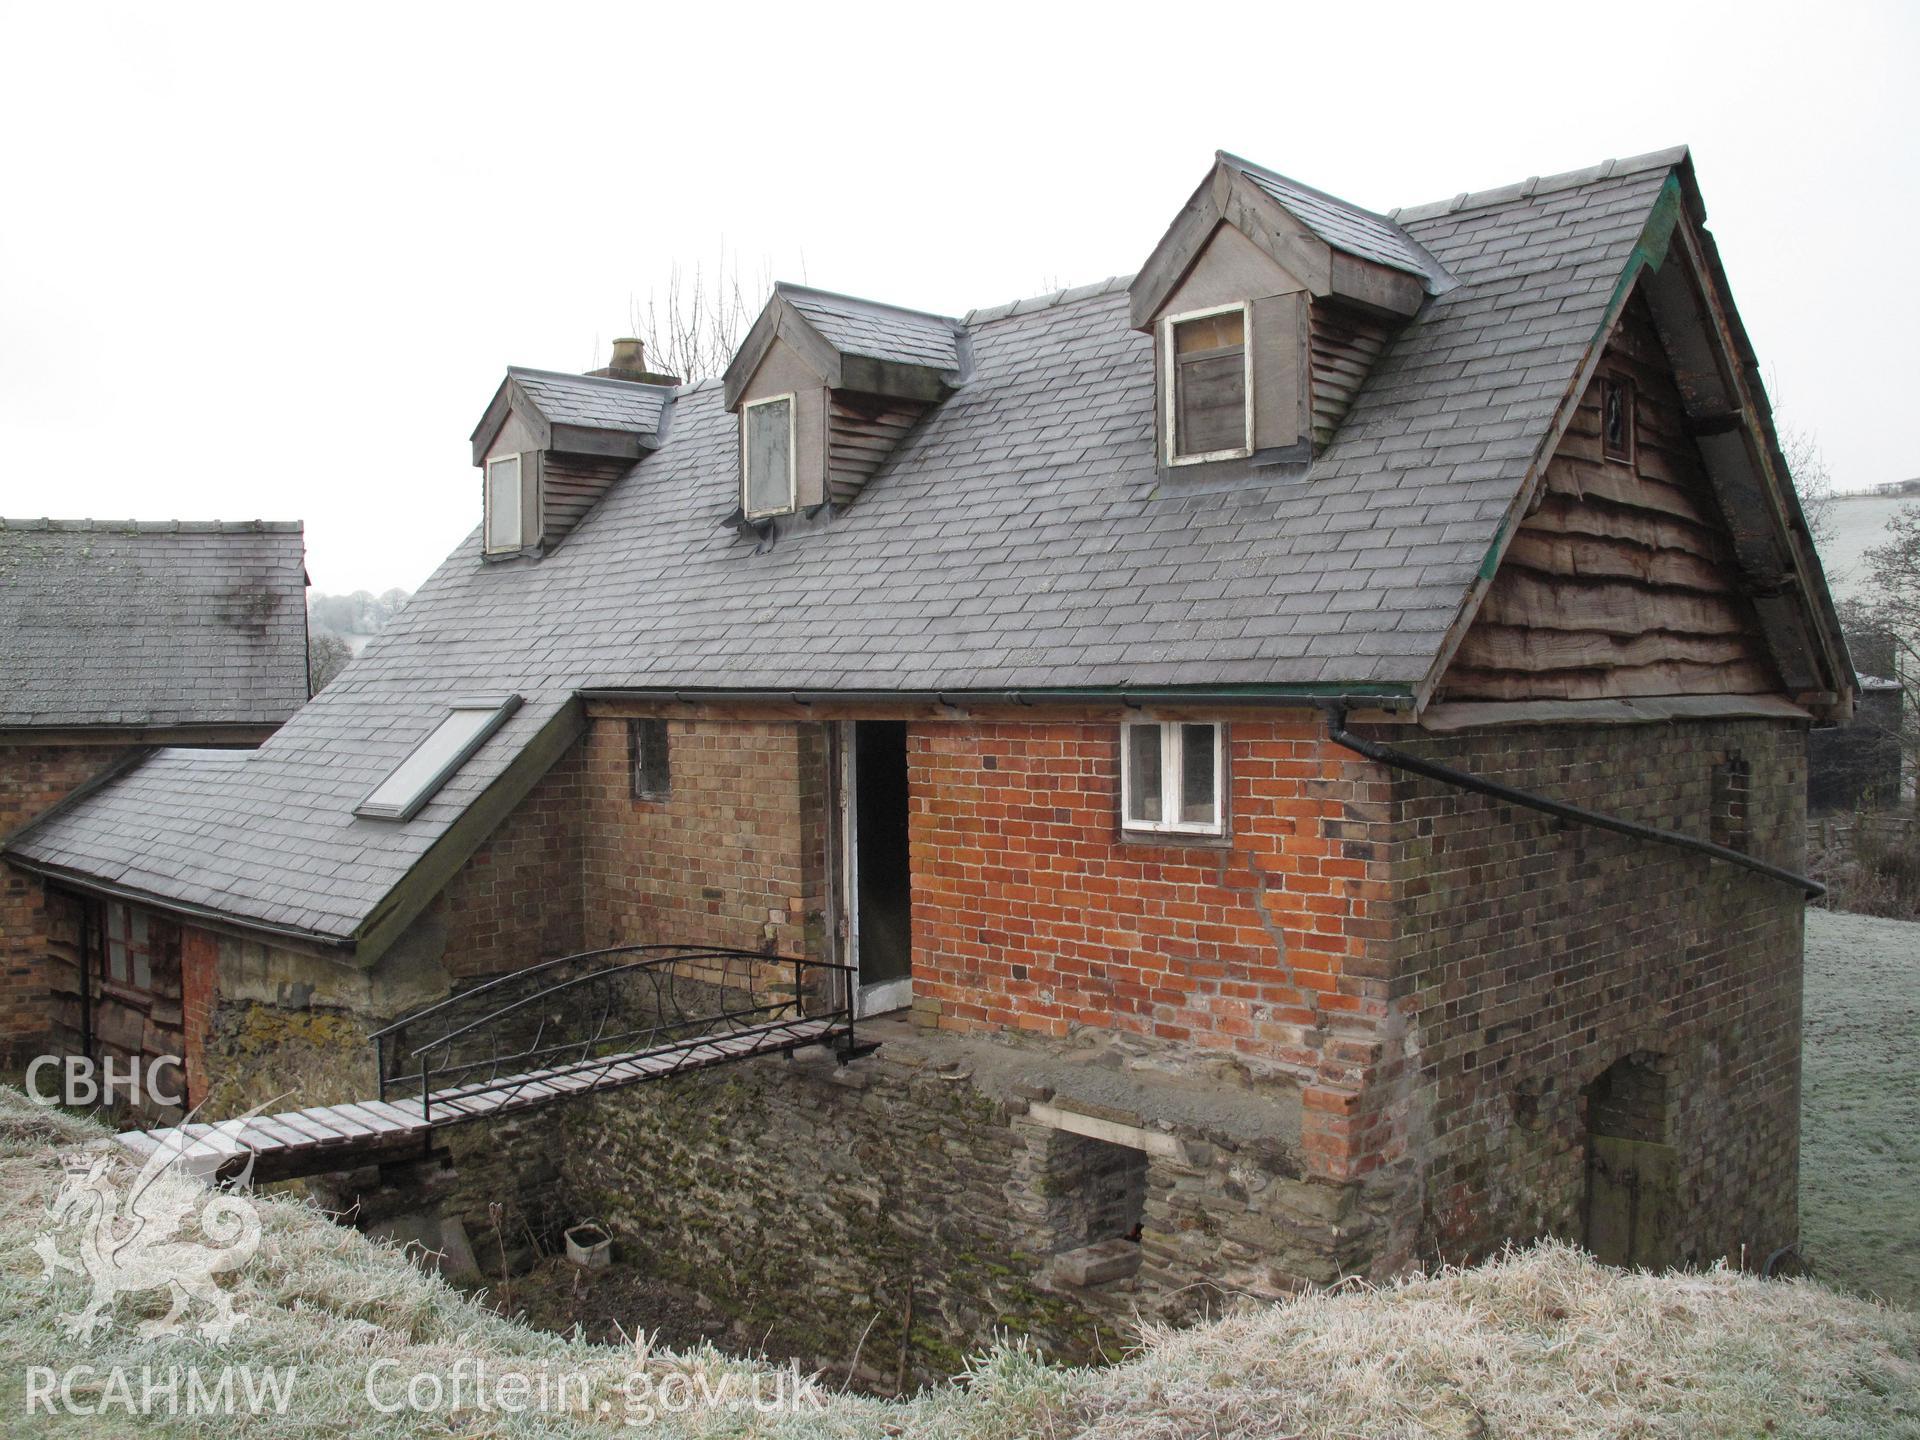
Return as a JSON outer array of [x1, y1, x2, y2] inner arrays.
[[7, 147, 1694, 946], [0, 519, 308, 730], [507, 367, 670, 436]]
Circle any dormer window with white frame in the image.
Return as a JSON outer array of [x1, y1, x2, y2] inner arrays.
[[1121, 720, 1225, 837], [1163, 304, 1251, 465], [485, 453, 524, 553], [743, 393, 797, 518]]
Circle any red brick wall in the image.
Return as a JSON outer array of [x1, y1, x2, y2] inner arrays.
[[436, 740, 588, 979], [0, 743, 141, 1062], [580, 716, 823, 959], [1374, 718, 1807, 1270], [907, 713, 1396, 1180], [180, 925, 219, 1108]]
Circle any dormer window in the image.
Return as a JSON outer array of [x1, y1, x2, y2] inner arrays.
[[722, 285, 965, 518], [470, 364, 672, 559], [1165, 305, 1251, 464], [743, 394, 796, 518], [484, 454, 524, 553]]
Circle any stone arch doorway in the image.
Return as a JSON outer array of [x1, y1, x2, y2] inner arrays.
[[1583, 1054, 1678, 1269]]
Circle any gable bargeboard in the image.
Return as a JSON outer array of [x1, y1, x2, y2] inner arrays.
[[1439, 289, 1784, 706]]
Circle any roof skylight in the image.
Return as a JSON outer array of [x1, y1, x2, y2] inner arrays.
[[355, 694, 522, 821]]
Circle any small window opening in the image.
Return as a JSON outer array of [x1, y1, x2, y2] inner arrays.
[[102, 901, 154, 991], [1602, 377, 1634, 463], [1122, 721, 1223, 836], [1711, 753, 1750, 850], [356, 694, 523, 821], [1036, 1130, 1149, 1287], [1166, 306, 1249, 463], [743, 394, 796, 517], [628, 719, 671, 801], [485, 454, 524, 552]]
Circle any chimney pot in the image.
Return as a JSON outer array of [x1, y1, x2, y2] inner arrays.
[[586, 335, 678, 387]]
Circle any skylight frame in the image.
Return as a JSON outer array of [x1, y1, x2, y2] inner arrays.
[[354, 694, 524, 822]]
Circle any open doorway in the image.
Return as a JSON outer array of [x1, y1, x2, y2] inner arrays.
[[840, 721, 912, 1015]]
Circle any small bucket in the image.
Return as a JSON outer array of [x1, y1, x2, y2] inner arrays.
[[564, 1223, 611, 1270]]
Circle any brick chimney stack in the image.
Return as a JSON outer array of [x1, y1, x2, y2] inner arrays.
[[589, 337, 679, 387]]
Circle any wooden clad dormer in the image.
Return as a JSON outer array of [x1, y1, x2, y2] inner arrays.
[[469, 350, 675, 559], [721, 284, 966, 521], [1129, 152, 1452, 465]]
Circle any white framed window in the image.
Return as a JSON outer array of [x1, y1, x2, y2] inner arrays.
[[356, 694, 523, 821], [1121, 721, 1225, 836], [742, 393, 796, 518], [1162, 303, 1252, 465], [485, 453, 524, 553]]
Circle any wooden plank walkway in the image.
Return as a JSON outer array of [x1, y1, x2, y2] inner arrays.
[[115, 1014, 840, 1182]]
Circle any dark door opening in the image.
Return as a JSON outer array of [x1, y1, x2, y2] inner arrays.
[[1584, 1054, 1678, 1269], [852, 721, 912, 1013]]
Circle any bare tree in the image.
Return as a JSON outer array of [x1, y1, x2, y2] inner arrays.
[[308, 630, 354, 695], [1850, 505, 1920, 792], [626, 247, 773, 383], [1778, 418, 1836, 550]]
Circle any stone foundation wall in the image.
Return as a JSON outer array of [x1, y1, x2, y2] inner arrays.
[[1375, 717, 1807, 1270], [554, 1023, 1377, 1389]]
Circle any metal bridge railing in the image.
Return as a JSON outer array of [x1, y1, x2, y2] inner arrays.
[[367, 945, 859, 1122]]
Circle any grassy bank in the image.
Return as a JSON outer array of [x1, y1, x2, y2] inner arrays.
[[1, 1091, 1916, 1438], [1802, 907, 1920, 1307]]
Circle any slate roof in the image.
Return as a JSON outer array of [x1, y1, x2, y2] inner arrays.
[[0, 520, 308, 730], [508, 368, 670, 436], [1225, 152, 1451, 290], [7, 147, 1689, 945], [779, 284, 965, 373]]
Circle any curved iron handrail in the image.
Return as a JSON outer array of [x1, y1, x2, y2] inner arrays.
[[365, 942, 774, 1039], [407, 947, 783, 1057], [371, 944, 860, 1122]]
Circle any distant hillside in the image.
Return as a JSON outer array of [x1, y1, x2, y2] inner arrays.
[[307, 588, 410, 693], [0, 1090, 1913, 1439], [308, 588, 411, 652]]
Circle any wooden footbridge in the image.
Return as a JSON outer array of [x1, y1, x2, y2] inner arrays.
[[114, 947, 867, 1183]]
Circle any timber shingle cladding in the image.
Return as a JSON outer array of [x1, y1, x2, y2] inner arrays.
[[7, 152, 1696, 942]]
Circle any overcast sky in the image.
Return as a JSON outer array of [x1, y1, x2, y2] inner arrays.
[[2, 1, 1914, 595]]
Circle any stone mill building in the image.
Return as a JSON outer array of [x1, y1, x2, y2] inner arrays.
[[0, 145, 1851, 1380]]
